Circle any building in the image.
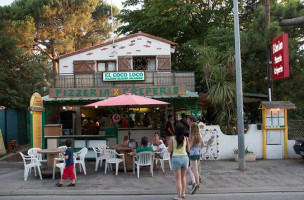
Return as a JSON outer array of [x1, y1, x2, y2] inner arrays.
[[42, 31, 198, 150]]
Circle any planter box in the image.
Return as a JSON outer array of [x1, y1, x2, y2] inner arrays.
[[234, 153, 256, 162]]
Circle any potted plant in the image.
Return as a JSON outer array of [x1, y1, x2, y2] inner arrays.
[[233, 147, 256, 162]]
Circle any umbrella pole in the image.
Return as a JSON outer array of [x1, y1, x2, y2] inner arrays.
[[127, 106, 131, 140]]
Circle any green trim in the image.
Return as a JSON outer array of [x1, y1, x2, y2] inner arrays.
[[42, 111, 46, 149], [106, 107, 115, 114], [46, 106, 56, 117], [30, 112, 33, 148], [182, 100, 195, 113]]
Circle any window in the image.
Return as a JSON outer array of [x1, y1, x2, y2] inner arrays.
[[133, 56, 155, 71], [97, 61, 116, 72]]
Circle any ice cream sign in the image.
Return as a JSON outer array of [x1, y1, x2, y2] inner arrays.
[[272, 34, 289, 80]]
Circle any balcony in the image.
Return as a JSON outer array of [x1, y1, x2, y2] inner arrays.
[[54, 72, 195, 92]]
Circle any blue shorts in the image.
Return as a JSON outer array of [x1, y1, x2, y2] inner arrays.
[[171, 155, 189, 171], [189, 155, 200, 161]]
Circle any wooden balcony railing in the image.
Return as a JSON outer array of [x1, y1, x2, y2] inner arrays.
[[54, 72, 195, 92]]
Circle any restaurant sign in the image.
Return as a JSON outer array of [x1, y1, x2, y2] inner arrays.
[[29, 92, 44, 111], [272, 33, 289, 80], [103, 72, 145, 81], [49, 86, 185, 98]]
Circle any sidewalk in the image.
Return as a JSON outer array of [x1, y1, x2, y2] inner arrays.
[[0, 157, 303, 196]]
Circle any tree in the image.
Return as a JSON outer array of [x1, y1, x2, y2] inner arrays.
[[1, 0, 117, 74], [0, 25, 48, 109]]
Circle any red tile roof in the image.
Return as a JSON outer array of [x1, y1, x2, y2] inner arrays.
[[55, 31, 178, 60]]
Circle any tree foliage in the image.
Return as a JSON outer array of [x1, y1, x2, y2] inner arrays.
[[1, 0, 117, 74], [118, 0, 304, 133]]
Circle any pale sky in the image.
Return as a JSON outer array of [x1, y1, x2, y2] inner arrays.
[[0, 0, 136, 10]]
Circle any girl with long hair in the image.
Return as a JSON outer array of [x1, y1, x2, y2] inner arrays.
[[168, 122, 190, 200], [188, 122, 202, 194]]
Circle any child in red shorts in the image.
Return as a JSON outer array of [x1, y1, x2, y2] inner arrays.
[[56, 139, 76, 187]]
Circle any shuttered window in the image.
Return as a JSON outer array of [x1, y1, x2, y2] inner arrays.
[[118, 56, 132, 71], [157, 55, 171, 71], [73, 60, 95, 73]]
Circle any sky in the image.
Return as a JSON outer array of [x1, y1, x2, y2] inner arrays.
[[0, 0, 132, 10]]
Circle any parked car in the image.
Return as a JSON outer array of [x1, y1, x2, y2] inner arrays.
[[293, 138, 304, 159]]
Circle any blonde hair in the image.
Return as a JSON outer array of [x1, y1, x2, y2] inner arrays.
[[190, 122, 201, 146]]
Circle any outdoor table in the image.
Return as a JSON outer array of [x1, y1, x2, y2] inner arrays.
[[38, 148, 66, 170], [111, 145, 134, 171]]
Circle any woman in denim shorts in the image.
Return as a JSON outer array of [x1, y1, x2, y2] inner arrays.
[[168, 122, 190, 200], [188, 122, 202, 194]]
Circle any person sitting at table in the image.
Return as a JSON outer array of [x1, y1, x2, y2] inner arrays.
[[150, 132, 166, 169], [130, 136, 153, 156], [121, 135, 129, 147]]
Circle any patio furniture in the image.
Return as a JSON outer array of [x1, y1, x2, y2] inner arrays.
[[19, 152, 42, 181], [93, 146, 107, 171], [154, 148, 171, 172], [55, 157, 77, 179], [28, 148, 47, 164], [52, 146, 67, 179], [133, 151, 154, 178], [104, 149, 126, 175], [74, 147, 88, 174]]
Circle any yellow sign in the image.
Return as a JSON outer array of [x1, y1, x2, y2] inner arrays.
[[0, 129, 6, 155], [30, 93, 43, 148], [30, 92, 44, 111]]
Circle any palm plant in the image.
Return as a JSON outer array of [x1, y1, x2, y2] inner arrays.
[[197, 46, 237, 135]]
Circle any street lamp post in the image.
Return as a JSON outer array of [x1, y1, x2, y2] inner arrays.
[[233, 0, 246, 170]]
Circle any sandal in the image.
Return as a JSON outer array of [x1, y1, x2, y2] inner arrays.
[[67, 183, 76, 187], [56, 182, 63, 187], [173, 197, 182, 200], [181, 194, 187, 199]]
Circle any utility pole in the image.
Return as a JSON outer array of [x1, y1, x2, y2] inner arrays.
[[265, 0, 273, 101], [233, 0, 245, 170]]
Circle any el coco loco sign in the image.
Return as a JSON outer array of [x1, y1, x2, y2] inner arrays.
[[272, 33, 289, 80], [103, 72, 145, 81], [49, 86, 185, 98]]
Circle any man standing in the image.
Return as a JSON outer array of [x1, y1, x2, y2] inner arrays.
[[180, 113, 189, 137], [166, 115, 175, 145]]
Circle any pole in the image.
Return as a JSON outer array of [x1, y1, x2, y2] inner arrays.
[[233, 0, 246, 170]]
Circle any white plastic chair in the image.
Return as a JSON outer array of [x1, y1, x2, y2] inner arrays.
[[55, 157, 77, 179], [52, 146, 67, 179], [93, 146, 107, 171], [154, 148, 171, 172], [74, 147, 88, 174], [104, 149, 126, 175], [133, 151, 153, 178], [28, 147, 47, 164], [19, 152, 42, 181]]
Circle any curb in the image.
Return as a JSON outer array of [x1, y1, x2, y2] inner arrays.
[[1, 186, 303, 196]]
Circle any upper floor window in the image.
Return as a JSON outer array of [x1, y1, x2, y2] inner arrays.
[[97, 61, 116, 72], [133, 56, 155, 71]]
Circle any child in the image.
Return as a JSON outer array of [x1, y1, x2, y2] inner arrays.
[[56, 139, 76, 187]]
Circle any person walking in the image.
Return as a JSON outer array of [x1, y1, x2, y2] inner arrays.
[[56, 139, 76, 187], [168, 122, 190, 200], [187, 115, 203, 184], [166, 115, 175, 145], [188, 122, 202, 194]]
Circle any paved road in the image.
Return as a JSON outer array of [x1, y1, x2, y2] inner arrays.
[[1, 192, 304, 200]]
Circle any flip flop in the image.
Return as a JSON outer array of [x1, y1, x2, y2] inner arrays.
[[56, 182, 63, 187], [181, 194, 187, 199], [173, 197, 182, 200], [67, 183, 76, 187]]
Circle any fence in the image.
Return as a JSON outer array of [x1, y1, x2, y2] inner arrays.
[[0, 109, 30, 148], [54, 71, 196, 92], [288, 119, 304, 140]]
